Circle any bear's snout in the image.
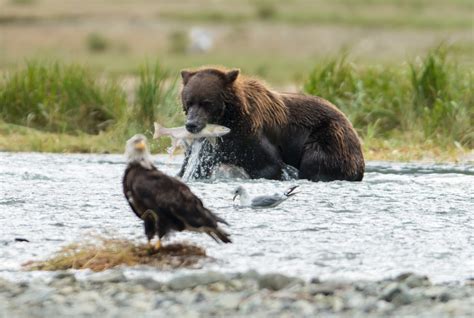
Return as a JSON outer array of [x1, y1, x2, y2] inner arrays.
[[185, 121, 205, 134], [185, 105, 208, 133]]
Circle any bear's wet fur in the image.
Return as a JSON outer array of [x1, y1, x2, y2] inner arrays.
[[178, 67, 365, 182]]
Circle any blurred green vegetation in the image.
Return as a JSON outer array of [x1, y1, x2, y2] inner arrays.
[[158, 0, 472, 29], [133, 62, 182, 131], [86, 33, 110, 53], [9, 0, 36, 5], [0, 48, 472, 161], [304, 47, 473, 148], [1, 0, 472, 87], [0, 62, 126, 134], [0, 61, 180, 153]]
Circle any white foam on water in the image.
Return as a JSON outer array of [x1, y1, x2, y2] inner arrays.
[[0, 152, 473, 283]]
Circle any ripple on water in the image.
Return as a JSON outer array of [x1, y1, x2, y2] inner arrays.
[[0, 153, 473, 283]]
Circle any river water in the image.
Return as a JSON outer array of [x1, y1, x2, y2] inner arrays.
[[0, 152, 473, 283]]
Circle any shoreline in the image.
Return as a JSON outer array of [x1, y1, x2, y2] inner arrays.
[[1, 270, 472, 317], [1, 123, 472, 164]]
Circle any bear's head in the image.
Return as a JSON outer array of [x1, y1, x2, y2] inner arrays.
[[180, 68, 239, 133]]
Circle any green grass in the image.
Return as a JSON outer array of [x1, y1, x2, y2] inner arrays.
[[0, 48, 472, 161], [133, 62, 182, 130], [0, 61, 182, 153], [0, 61, 126, 134], [304, 47, 474, 148]]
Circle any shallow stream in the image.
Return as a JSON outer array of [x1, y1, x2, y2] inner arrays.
[[0, 152, 472, 283]]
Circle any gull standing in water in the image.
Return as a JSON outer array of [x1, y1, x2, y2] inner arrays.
[[232, 185, 299, 209]]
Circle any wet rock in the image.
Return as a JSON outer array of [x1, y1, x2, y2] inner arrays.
[[257, 273, 302, 291], [396, 272, 431, 288], [308, 281, 349, 296], [129, 277, 162, 290], [310, 277, 321, 284], [129, 298, 152, 311], [207, 281, 227, 292], [375, 299, 395, 312], [172, 289, 195, 305], [192, 291, 207, 303], [292, 299, 314, 315], [53, 271, 76, 281], [16, 286, 53, 304], [438, 291, 451, 302], [50, 275, 76, 288], [238, 294, 263, 314], [50, 294, 66, 305], [237, 270, 260, 281], [0, 272, 473, 317], [175, 310, 200, 318], [419, 286, 451, 303], [58, 286, 75, 295], [422, 286, 445, 299], [0, 278, 25, 297], [354, 281, 378, 296], [167, 271, 227, 290], [380, 282, 412, 305], [332, 296, 345, 312], [227, 279, 245, 291], [88, 270, 126, 283], [215, 293, 242, 309], [344, 292, 370, 309]]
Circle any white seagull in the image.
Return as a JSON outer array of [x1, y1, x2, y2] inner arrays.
[[232, 185, 299, 209]]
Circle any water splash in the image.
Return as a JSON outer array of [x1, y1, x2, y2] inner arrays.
[[282, 164, 299, 180], [1, 152, 473, 283], [181, 140, 204, 181]]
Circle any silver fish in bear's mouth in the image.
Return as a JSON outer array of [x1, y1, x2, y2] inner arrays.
[[153, 122, 230, 156]]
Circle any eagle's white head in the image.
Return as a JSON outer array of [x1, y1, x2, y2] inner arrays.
[[125, 134, 153, 169]]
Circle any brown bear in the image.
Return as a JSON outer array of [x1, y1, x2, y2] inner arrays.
[[177, 67, 365, 182]]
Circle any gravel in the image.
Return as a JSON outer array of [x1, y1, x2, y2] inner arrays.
[[0, 271, 472, 317]]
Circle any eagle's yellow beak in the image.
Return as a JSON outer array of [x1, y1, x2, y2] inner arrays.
[[135, 140, 146, 151]]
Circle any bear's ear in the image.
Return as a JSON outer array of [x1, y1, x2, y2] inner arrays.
[[225, 69, 240, 84], [181, 70, 196, 85]]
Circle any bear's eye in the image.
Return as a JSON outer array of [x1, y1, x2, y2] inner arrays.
[[200, 101, 212, 108], [185, 101, 193, 109]]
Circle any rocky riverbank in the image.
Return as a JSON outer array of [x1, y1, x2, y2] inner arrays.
[[1, 270, 472, 317]]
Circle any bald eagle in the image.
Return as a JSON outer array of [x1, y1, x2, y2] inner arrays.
[[123, 134, 231, 249]]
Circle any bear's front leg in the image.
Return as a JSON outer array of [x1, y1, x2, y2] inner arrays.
[[244, 135, 284, 180], [176, 144, 192, 178], [249, 162, 283, 180]]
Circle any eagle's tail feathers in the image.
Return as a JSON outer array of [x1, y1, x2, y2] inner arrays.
[[209, 227, 232, 244], [215, 214, 230, 226]]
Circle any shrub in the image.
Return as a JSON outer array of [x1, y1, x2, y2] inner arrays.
[[304, 48, 473, 147], [131, 62, 181, 136], [86, 32, 109, 53], [168, 30, 188, 54], [255, 1, 277, 20], [0, 61, 126, 134]]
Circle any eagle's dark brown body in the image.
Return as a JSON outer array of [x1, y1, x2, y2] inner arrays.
[[123, 162, 231, 243]]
